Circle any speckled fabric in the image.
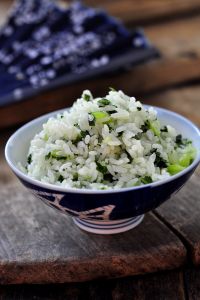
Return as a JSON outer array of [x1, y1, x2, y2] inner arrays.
[[0, 0, 158, 106]]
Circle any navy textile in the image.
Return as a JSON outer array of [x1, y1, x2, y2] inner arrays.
[[0, 0, 158, 107]]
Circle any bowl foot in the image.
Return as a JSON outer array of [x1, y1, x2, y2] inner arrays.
[[73, 215, 144, 235]]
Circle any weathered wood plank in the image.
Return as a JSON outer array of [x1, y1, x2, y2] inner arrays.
[[0, 180, 186, 284], [145, 86, 200, 127], [85, 0, 200, 25], [0, 270, 186, 300], [111, 270, 185, 300], [184, 268, 200, 300], [0, 131, 186, 284], [0, 0, 12, 26], [155, 168, 200, 265]]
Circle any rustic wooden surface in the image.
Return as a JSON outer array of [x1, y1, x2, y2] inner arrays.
[[0, 170, 186, 284], [85, 0, 200, 25], [185, 268, 200, 300], [154, 169, 200, 265], [146, 86, 200, 127], [1, 0, 200, 298], [0, 270, 185, 300]]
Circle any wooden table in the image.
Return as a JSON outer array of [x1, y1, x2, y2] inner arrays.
[[1, 1, 200, 299]]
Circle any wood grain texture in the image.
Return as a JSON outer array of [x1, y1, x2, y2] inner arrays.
[[0, 131, 186, 284], [2, 14, 200, 128], [184, 268, 200, 300], [145, 86, 200, 127], [85, 0, 200, 25], [0, 270, 185, 300], [0, 0, 12, 26], [155, 168, 200, 265], [0, 180, 186, 284]]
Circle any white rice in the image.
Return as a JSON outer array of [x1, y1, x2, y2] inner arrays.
[[25, 89, 195, 190]]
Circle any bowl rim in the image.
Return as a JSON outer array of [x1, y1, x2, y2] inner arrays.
[[5, 105, 200, 194]]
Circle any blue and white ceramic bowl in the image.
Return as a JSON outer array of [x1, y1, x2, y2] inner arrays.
[[5, 106, 200, 234]]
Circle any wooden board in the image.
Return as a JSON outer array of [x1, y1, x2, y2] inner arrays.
[[0, 131, 187, 284], [0, 182, 186, 284], [0, 270, 185, 300], [185, 268, 200, 300], [154, 169, 200, 265], [145, 86, 200, 127], [2, 14, 200, 128], [85, 0, 200, 26]]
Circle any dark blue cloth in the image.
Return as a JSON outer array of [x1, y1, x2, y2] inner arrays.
[[0, 0, 158, 107]]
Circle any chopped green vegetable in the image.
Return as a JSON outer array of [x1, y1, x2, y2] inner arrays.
[[167, 164, 185, 175], [45, 151, 68, 161], [179, 146, 196, 167], [118, 131, 124, 137], [151, 150, 168, 168], [149, 120, 160, 137], [103, 173, 113, 182], [72, 173, 78, 181], [96, 162, 108, 175], [141, 176, 152, 184], [141, 120, 150, 132], [27, 154, 32, 164], [175, 134, 183, 146], [179, 154, 191, 167], [88, 116, 95, 126], [175, 134, 192, 148], [135, 133, 142, 140], [98, 99, 111, 107], [58, 175, 64, 182], [83, 93, 91, 101], [125, 150, 133, 162], [44, 134, 49, 141], [161, 126, 168, 132], [73, 131, 89, 145], [109, 110, 118, 114], [133, 180, 141, 186], [91, 111, 110, 123], [137, 107, 142, 111]]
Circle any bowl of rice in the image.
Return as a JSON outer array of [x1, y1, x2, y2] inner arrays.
[[5, 89, 200, 234]]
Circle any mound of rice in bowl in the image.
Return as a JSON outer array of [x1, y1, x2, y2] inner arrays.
[[25, 89, 196, 190]]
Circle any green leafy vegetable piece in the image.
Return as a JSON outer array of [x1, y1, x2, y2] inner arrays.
[[91, 111, 110, 123], [149, 120, 160, 137], [83, 93, 90, 101], [161, 126, 168, 132], [58, 175, 64, 182], [73, 173, 78, 181], [179, 146, 196, 167], [73, 131, 89, 145], [103, 173, 113, 182], [176, 134, 192, 148], [88, 116, 95, 126], [141, 120, 150, 132], [27, 154, 32, 164], [167, 164, 185, 175], [137, 107, 142, 111], [98, 99, 111, 107], [109, 110, 118, 114], [44, 134, 49, 141], [141, 176, 153, 184], [125, 150, 133, 162], [152, 150, 168, 168], [45, 151, 68, 161], [96, 162, 108, 175]]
